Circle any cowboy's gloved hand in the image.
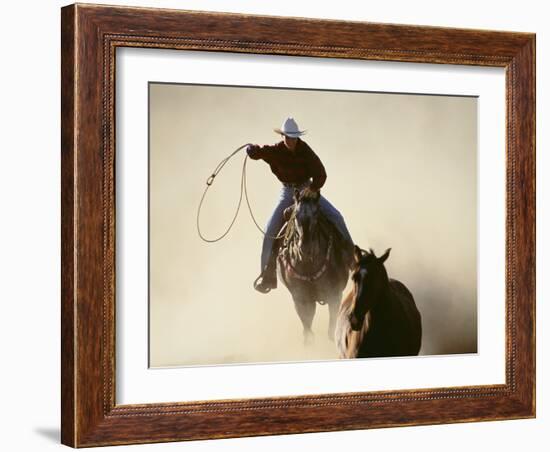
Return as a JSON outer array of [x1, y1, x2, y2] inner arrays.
[[303, 186, 320, 198], [246, 144, 256, 156]]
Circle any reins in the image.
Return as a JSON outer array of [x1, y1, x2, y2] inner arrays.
[[196, 144, 287, 243]]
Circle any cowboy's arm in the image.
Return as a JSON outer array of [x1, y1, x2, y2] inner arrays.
[[307, 148, 327, 191], [246, 143, 278, 162]]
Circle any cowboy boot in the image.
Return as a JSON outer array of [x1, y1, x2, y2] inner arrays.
[[253, 239, 281, 294]]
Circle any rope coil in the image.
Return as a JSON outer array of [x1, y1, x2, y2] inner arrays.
[[196, 144, 287, 243]]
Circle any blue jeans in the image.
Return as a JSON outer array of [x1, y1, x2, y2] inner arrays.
[[260, 184, 354, 271]]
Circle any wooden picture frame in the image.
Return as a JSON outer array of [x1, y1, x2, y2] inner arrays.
[[61, 3, 535, 447]]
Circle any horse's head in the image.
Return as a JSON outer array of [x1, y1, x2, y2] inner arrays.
[[349, 245, 391, 331], [293, 188, 321, 245]]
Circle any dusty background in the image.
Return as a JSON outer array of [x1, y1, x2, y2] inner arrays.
[[149, 83, 477, 367]]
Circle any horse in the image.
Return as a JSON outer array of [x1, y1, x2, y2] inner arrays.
[[277, 188, 352, 344], [335, 246, 422, 358]]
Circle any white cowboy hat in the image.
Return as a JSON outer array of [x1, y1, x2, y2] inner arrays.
[[274, 117, 307, 137]]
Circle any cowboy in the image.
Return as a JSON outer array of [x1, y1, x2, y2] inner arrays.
[[247, 117, 354, 293]]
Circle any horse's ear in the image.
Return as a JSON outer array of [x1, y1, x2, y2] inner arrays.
[[354, 245, 363, 263], [378, 248, 391, 264]]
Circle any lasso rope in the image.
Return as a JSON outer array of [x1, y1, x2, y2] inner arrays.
[[196, 144, 288, 243]]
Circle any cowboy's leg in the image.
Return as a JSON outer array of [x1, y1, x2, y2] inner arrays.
[[318, 195, 354, 245], [260, 186, 294, 271]]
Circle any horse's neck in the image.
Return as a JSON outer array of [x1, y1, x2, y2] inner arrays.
[[288, 227, 327, 266], [306, 229, 327, 260], [369, 282, 393, 318]]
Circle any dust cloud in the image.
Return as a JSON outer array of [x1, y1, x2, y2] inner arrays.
[[148, 83, 477, 367]]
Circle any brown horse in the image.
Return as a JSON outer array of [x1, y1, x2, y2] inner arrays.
[[277, 189, 352, 344], [335, 246, 422, 358]]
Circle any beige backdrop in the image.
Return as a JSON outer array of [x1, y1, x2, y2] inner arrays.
[[149, 83, 477, 367]]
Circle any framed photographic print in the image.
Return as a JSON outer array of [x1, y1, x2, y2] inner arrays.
[[61, 3, 535, 447]]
